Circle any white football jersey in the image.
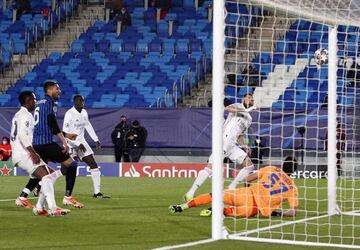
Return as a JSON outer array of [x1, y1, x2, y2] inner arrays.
[[223, 103, 252, 144], [63, 107, 98, 146], [10, 107, 35, 164]]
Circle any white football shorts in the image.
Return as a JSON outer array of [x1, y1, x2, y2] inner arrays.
[[69, 140, 94, 160], [16, 157, 47, 177], [208, 143, 247, 165]]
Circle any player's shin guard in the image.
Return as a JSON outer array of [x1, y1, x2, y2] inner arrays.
[[41, 175, 57, 210], [64, 161, 78, 197], [186, 167, 212, 198], [228, 164, 255, 190], [90, 168, 101, 194]]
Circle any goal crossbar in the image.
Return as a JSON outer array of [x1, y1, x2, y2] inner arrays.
[[244, 0, 360, 27]]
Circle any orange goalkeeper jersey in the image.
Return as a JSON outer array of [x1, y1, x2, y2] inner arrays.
[[250, 166, 298, 217]]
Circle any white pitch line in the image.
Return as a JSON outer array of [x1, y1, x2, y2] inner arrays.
[[0, 197, 38, 202], [151, 238, 216, 250]]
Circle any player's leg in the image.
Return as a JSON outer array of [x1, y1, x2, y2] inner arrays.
[[183, 155, 213, 201], [15, 157, 69, 216], [15, 178, 40, 208], [42, 143, 83, 208], [82, 153, 110, 198], [60, 158, 84, 208], [228, 148, 255, 189], [31, 165, 70, 216], [169, 193, 213, 213], [33, 168, 63, 210]]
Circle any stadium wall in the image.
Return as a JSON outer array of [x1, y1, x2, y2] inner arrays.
[[0, 107, 355, 150]]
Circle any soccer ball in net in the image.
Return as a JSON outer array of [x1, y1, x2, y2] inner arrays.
[[314, 48, 328, 65]]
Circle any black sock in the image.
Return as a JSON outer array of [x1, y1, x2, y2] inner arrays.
[[20, 178, 40, 198], [65, 162, 78, 197]]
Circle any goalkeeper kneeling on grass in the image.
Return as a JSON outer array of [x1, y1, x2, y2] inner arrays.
[[169, 156, 298, 217]]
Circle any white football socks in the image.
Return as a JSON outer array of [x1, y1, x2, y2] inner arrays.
[[36, 191, 46, 210], [186, 167, 212, 198], [228, 164, 255, 190], [90, 168, 101, 194], [41, 174, 57, 210]]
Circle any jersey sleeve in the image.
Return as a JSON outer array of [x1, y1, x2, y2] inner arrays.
[[84, 110, 99, 142], [18, 114, 33, 148]]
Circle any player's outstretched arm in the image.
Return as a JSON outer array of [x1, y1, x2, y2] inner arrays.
[[225, 104, 246, 114], [244, 172, 259, 185], [225, 104, 257, 114], [282, 208, 296, 217], [272, 208, 296, 217]]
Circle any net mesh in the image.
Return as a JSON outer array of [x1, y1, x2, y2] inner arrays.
[[222, 0, 360, 247]]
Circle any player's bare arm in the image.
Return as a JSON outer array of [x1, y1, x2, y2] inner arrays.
[[271, 208, 297, 217], [225, 104, 247, 114], [244, 172, 259, 184], [26, 146, 40, 164], [56, 132, 70, 153], [282, 208, 297, 217], [64, 132, 77, 140]]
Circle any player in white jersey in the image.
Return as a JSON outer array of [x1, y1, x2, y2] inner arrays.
[[11, 91, 70, 216], [183, 93, 257, 201], [63, 95, 110, 198]]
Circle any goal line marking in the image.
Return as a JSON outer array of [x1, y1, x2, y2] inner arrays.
[[151, 238, 215, 250]]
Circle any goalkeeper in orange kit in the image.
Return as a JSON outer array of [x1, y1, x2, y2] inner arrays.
[[169, 156, 298, 217]]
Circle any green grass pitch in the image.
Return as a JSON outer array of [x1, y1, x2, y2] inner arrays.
[[0, 177, 359, 249]]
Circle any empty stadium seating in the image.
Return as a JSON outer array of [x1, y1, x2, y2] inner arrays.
[[0, 1, 356, 110], [0, 0, 79, 70], [2, 0, 215, 108]]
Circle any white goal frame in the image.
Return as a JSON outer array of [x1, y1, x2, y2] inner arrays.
[[211, 0, 360, 247]]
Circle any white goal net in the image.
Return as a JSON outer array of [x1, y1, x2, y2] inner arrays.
[[212, 0, 360, 248]]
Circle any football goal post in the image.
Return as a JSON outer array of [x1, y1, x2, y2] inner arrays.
[[212, 0, 360, 247]]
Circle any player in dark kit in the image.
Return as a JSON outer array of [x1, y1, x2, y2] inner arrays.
[[15, 80, 84, 209]]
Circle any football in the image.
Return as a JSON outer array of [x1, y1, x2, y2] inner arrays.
[[314, 48, 328, 65]]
